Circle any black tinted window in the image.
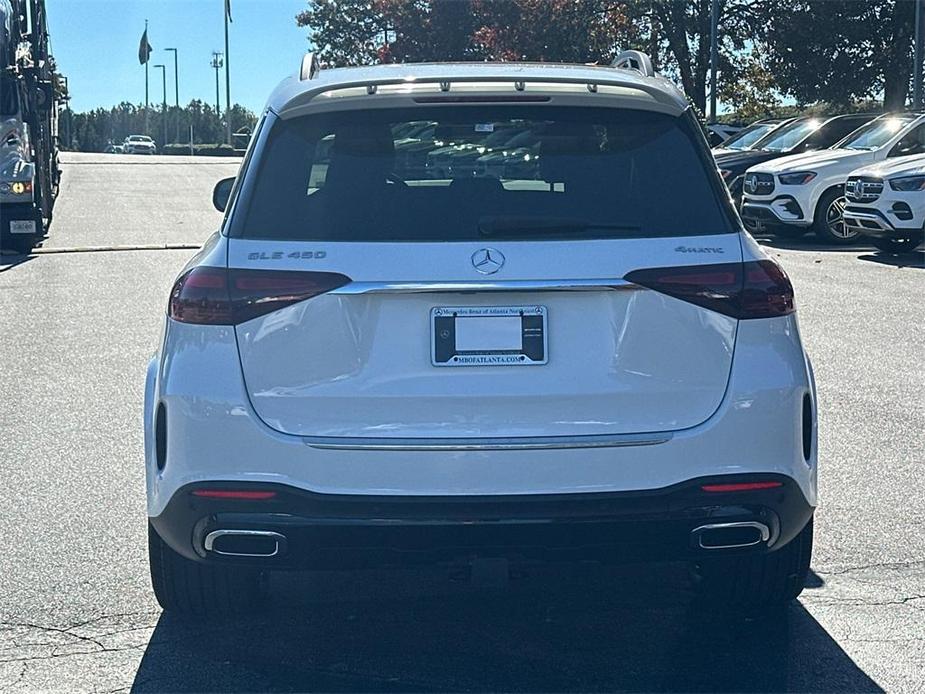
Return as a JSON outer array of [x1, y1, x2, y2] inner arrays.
[[806, 117, 870, 148], [0, 77, 18, 116], [236, 106, 733, 241]]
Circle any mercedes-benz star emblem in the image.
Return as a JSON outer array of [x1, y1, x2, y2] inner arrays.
[[471, 248, 505, 274]]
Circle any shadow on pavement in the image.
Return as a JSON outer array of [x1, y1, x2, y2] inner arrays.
[[0, 251, 37, 273], [754, 235, 875, 254], [857, 250, 925, 269], [130, 562, 881, 693]]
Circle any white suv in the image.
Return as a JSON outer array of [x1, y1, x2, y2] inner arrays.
[[844, 154, 925, 253], [145, 54, 817, 616], [123, 135, 157, 154], [741, 112, 925, 244]]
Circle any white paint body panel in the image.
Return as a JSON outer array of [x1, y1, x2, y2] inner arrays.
[[231, 236, 740, 439], [846, 154, 925, 232], [144, 233, 818, 516]]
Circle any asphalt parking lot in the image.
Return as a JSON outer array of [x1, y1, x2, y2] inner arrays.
[[0, 153, 923, 693]]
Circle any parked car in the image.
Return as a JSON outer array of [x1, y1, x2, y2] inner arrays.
[[843, 153, 925, 253], [103, 143, 124, 154], [716, 113, 876, 208], [123, 135, 157, 155], [706, 123, 743, 147], [711, 117, 794, 157], [144, 54, 816, 616], [741, 112, 925, 244]]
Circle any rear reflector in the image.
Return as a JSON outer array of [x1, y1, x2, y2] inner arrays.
[[701, 481, 783, 493], [624, 260, 795, 319], [192, 489, 277, 500], [169, 267, 351, 325]]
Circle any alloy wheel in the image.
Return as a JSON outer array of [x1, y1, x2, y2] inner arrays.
[[825, 196, 856, 240]]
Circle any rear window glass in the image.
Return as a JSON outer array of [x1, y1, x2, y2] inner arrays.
[[236, 106, 733, 241]]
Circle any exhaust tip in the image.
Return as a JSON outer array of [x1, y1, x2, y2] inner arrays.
[[691, 522, 770, 550], [204, 529, 286, 557]]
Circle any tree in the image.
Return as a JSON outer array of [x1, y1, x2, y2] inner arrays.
[[295, 0, 387, 66], [296, 0, 633, 66], [63, 100, 256, 152], [759, 0, 916, 110], [718, 47, 779, 121], [645, 0, 755, 115], [470, 0, 631, 63]]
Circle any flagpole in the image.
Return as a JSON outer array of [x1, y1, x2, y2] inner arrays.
[[224, 2, 231, 146], [144, 20, 150, 132]]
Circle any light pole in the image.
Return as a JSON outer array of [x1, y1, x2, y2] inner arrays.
[[224, 0, 232, 146], [153, 63, 167, 148], [165, 47, 179, 141], [915, 0, 923, 110], [709, 0, 719, 123], [210, 52, 224, 118]]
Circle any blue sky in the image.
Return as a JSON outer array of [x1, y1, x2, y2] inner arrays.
[[50, 0, 310, 114]]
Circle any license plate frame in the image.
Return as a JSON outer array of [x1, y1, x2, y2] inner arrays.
[[9, 220, 36, 235], [431, 305, 548, 367]]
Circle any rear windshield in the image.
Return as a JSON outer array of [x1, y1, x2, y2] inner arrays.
[[236, 106, 733, 241]]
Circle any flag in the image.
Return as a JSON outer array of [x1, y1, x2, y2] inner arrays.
[[225, 0, 232, 22], [138, 28, 152, 64]]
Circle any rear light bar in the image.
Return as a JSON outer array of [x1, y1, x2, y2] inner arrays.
[[192, 489, 277, 500], [701, 481, 783, 493], [624, 260, 795, 319], [169, 267, 351, 325]]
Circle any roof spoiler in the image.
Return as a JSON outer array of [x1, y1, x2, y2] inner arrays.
[[611, 50, 655, 78]]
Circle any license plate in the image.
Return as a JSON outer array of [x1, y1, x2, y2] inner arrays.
[[432, 306, 547, 366], [10, 220, 36, 235]]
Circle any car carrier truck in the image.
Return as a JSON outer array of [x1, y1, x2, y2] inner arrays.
[[1, 0, 63, 253]]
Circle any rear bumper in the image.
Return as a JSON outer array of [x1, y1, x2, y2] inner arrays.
[[150, 474, 814, 568]]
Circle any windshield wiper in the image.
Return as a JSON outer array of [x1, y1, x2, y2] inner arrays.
[[478, 216, 641, 238]]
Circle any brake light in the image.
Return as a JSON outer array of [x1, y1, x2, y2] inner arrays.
[[168, 267, 351, 325], [624, 260, 794, 319]]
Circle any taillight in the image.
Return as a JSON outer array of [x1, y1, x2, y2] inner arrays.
[[624, 260, 794, 319], [168, 267, 351, 325]]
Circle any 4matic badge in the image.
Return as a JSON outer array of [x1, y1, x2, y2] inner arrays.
[[674, 246, 725, 254]]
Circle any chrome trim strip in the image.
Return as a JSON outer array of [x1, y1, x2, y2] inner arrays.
[[329, 279, 636, 295], [843, 210, 892, 232], [304, 432, 671, 451], [741, 202, 810, 226], [203, 530, 285, 558], [691, 521, 770, 550]]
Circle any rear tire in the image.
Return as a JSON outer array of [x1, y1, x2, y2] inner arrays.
[[870, 236, 923, 254], [691, 517, 813, 612], [148, 522, 262, 616], [813, 189, 858, 244]]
